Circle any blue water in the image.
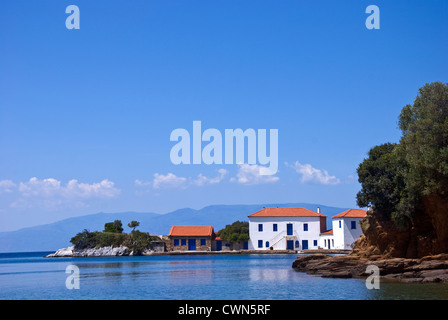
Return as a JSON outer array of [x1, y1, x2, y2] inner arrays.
[[1, 252, 447, 300]]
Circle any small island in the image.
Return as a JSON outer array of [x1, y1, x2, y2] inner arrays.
[[47, 220, 157, 257]]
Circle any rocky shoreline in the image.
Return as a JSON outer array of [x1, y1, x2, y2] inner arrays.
[[46, 246, 136, 257], [292, 253, 448, 283]]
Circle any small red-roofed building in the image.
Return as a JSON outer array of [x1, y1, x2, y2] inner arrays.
[[168, 226, 215, 251], [319, 209, 367, 250]]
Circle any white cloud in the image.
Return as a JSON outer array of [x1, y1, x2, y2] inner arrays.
[[230, 164, 279, 185], [136, 169, 229, 191], [18, 177, 120, 199], [192, 169, 228, 186], [152, 173, 188, 189], [286, 161, 340, 185], [0, 180, 17, 194], [9, 177, 121, 209]]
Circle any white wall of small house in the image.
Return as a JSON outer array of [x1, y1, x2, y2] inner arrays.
[[332, 217, 364, 249], [248, 216, 322, 250], [319, 235, 334, 249]]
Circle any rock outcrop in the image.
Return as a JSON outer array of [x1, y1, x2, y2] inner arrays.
[[292, 253, 448, 283], [46, 246, 132, 257], [352, 195, 448, 259]]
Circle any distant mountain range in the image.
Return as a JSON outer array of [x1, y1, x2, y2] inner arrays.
[[0, 203, 350, 253]]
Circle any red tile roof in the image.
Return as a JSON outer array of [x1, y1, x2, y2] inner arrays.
[[320, 229, 333, 235], [168, 226, 214, 237], [248, 207, 326, 218], [332, 209, 367, 219]]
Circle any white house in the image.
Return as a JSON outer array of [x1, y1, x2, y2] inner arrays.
[[319, 209, 367, 250], [248, 207, 327, 251]]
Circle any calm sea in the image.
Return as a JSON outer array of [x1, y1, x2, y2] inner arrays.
[[0, 251, 447, 300]]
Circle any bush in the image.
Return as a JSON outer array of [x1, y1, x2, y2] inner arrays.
[[217, 221, 249, 243], [123, 230, 152, 254], [70, 229, 100, 250]]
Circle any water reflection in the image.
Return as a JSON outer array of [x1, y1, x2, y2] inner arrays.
[[169, 269, 213, 284], [249, 268, 292, 281]]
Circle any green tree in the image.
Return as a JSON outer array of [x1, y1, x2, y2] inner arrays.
[[127, 220, 140, 231], [217, 221, 249, 243], [103, 220, 124, 233], [356, 143, 410, 225], [398, 82, 448, 198]]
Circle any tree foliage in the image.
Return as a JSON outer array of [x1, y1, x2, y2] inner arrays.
[[103, 220, 124, 233], [217, 221, 249, 242], [127, 220, 140, 231], [357, 82, 448, 228]]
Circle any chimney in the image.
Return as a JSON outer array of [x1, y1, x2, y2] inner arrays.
[[317, 207, 321, 214]]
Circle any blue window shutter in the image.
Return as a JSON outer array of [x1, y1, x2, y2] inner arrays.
[[201, 239, 206, 246], [351, 221, 356, 229], [258, 224, 263, 232], [273, 224, 278, 232], [181, 239, 186, 246], [303, 223, 308, 231], [174, 239, 179, 246], [339, 220, 342, 228], [258, 240, 263, 248], [314, 240, 318, 246]]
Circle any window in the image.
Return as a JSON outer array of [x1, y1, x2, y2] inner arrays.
[[313, 240, 318, 246], [273, 224, 278, 232], [265, 241, 270, 248], [181, 239, 186, 246], [303, 223, 308, 231], [258, 224, 263, 232], [351, 221, 356, 229], [200, 239, 206, 246], [324, 239, 327, 246], [339, 220, 342, 228], [258, 240, 263, 248], [174, 239, 179, 246], [332, 239, 334, 247]]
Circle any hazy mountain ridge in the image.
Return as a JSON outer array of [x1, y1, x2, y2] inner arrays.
[[0, 203, 349, 252]]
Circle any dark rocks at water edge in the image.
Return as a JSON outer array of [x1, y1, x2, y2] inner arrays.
[[292, 253, 448, 283]]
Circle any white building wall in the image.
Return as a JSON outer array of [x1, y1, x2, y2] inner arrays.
[[248, 216, 322, 251], [332, 217, 364, 250], [319, 234, 334, 249]]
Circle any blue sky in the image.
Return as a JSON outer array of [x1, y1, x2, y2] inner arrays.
[[1, 0, 447, 231]]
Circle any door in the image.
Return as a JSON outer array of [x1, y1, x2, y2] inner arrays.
[[216, 240, 222, 251], [188, 239, 196, 251], [302, 240, 309, 250], [287, 223, 293, 236], [286, 240, 294, 250]]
